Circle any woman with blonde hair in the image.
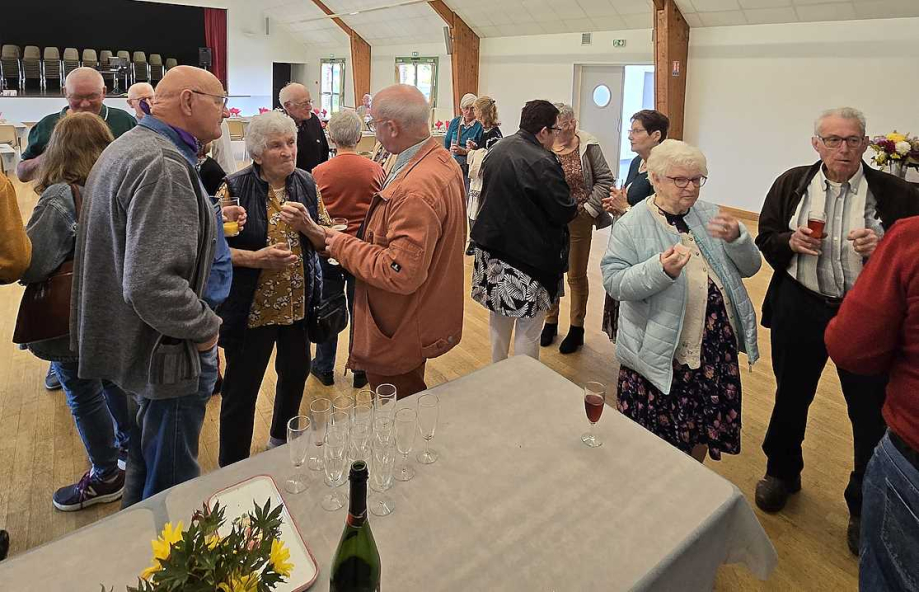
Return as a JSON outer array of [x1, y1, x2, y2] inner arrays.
[[21, 111, 131, 511], [465, 95, 503, 255]]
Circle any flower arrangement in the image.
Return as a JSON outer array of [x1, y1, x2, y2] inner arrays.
[[869, 131, 919, 167], [228, 107, 241, 118], [321, 109, 328, 118], [106, 500, 293, 592], [434, 120, 444, 132], [258, 108, 270, 114]]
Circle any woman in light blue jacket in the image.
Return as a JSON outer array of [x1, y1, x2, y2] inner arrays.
[[601, 139, 761, 463]]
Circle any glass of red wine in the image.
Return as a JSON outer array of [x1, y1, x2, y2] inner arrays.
[[807, 210, 826, 240], [582, 382, 606, 448]]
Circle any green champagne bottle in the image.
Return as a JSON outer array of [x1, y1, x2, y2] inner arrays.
[[330, 461, 381, 592]]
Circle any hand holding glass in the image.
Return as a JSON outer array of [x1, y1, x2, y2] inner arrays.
[[327, 217, 348, 265], [220, 196, 243, 237]]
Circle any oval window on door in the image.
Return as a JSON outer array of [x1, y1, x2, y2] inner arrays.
[[592, 84, 611, 108]]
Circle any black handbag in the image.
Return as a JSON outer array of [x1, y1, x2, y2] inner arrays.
[[307, 291, 348, 344]]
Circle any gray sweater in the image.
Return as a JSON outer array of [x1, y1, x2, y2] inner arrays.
[[71, 126, 220, 399]]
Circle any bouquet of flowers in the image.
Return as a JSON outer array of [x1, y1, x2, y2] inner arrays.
[[869, 131, 919, 167], [228, 107, 241, 118], [107, 500, 293, 592]]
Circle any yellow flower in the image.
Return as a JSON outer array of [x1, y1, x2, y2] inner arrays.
[[269, 539, 294, 578], [887, 132, 908, 143], [140, 521, 185, 580], [218, 573, 260, 592], [205, 533, 221, 550], [875, 152, 887, 165]]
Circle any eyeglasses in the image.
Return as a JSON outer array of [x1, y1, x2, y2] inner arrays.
[[549, 126, 562, 133], [191, 89, 229, 107], [627, 127, 647, 137], [290, 99, 313, 109], [818, 135, 864, 149], [667, 176, 708, 188]]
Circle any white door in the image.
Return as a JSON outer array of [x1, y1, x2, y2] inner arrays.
[[577, 65, 625, 180]]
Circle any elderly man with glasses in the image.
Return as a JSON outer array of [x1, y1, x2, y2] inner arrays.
[[754, 107, 919, 555], [17, 67, 136, 183], [279, 82, 329, 173]]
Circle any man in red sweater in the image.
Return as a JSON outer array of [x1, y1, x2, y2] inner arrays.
[[826, 216, 919, 587]]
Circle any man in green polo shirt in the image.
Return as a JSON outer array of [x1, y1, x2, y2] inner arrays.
[[17, 67, 136, 182]]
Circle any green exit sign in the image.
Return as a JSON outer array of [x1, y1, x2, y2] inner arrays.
[[612, 39, 626, 48]]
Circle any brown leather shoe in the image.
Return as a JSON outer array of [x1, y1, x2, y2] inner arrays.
[[755, 475, 802, 513]]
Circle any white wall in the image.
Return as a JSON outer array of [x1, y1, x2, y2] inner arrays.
[[684, 17, 919, 213], [370, 43, 454, 118], [479, 30, 653, 132], [138, 0, 310, 115]]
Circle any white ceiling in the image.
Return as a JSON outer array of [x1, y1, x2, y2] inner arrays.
[[263, 0, 919, 47]]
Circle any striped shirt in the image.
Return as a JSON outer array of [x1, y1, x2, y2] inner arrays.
[[794, 167, 883, 298]]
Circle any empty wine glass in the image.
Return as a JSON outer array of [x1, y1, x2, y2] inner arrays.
[[330, 410, 350, 428], [394, 407, 417, 482], [374, 415, 394, 447], [582, 381, 606, 448], [327, 217, 348, 265], [333, 396, 354, 420], [285, 415, 311, 494], [355, 389, 374, 409], [321, 423, 348, 511], [375, 384, 397, 418], [350, 421, 373, 463], [308, 398, 331, 471], [416, 393, 439, 464], [370, 440, 396, 517], [353, 403, 374, 429]]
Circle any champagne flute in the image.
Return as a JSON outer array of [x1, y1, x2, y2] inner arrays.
[[327, 217, 348, 266], [285, 415, 311, 494], [370, 440, 396, 517], [308, 398, 331, 471], [374, 415, 394, 447], [416, 393, 439, 464], [355, 389, 374, 409], [332, 396, 354, 422], [375, 384, 397, 419], [394, 407, 417, 482], [582, 381, 606, 448], [349, 421, 373, 463], [321, 423, 348, 511]]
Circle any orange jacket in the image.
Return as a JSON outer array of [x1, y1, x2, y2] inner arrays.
[[328, 137, 466, 375]]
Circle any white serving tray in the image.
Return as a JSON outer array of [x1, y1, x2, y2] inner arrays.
[[209, 475, 319, 591]]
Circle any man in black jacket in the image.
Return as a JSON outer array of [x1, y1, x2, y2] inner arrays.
[[754, 107, 919, 554], [279, 83, 330, 173]]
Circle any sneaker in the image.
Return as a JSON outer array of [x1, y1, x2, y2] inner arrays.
[[353, 371, 368, 389], [44, 365, 62, 391], [311, 368, 334, 387], [52, 469, 125, 512], [117, 447, 128, 471]]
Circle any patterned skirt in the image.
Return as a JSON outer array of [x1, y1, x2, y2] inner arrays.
[[616, 280, 742, 460], [471, 248, 556, 318]]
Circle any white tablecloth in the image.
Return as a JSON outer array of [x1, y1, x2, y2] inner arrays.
[[0, 356, 776, 590]]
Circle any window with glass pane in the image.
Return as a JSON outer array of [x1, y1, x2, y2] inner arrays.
[[395, 57, 437, 107], [320, 58, 345, 114]]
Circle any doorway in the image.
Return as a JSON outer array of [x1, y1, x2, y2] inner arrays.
[[577, 65, 625, 179], [272, 62, 292, 110]]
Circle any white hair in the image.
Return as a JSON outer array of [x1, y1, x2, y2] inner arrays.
[[814, 107, 867, 137], [373, 85, 430, 129], [553, 103, 575, 122], [460, 93, 477, 109], [127, 82, 154, 100], [278, 82, 308, 106], [246, 111, 297, 158], [646, 139, 708, 180], [65, 67, 104, 93], [327, 109, 363, 148]]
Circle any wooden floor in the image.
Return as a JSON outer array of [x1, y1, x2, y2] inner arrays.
[[0, 177, 858, 590]]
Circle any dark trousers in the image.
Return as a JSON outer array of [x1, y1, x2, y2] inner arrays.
[[219, 320, 311, 467], [763, 277, 888, 516]]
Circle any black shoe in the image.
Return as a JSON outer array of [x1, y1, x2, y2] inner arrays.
[[558, 326, 585, 354], [212, 371, 223, 396], [44, 365, 62, 391], [311, 369, 334, 387], [847, 516, 860, 557], [0, 529, 8, 561], [353, 371, 368, 389], [754, 475, 802, 513], [465, 242, 475, 256], [540, 323, 558, 347]]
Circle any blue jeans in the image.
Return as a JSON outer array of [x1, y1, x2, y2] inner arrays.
[[122, 346, 218, 507], [313, 261, 355, 375], [860, 431, 919, 591], [52, 361, 131, 479]]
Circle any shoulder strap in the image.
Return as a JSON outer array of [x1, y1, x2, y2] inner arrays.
[[70, 184, 83, 222]]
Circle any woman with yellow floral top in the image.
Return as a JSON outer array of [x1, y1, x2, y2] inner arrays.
[[215, 111, 325, 467]]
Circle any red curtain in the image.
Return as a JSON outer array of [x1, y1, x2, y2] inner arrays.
[[204, 8, 228, 91]]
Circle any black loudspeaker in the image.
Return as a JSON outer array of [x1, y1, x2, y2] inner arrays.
[[198, 47, 212, 68]]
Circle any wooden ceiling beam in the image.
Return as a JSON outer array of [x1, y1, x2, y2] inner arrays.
[[309, 0, 371, 109], [428, 1, 479, 116], [653, 0, 690, 140]]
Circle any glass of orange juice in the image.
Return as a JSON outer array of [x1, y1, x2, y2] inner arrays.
[[220, 196, 241, 237]]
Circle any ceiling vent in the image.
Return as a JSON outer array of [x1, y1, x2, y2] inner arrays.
[[581, 32, 592, 46]]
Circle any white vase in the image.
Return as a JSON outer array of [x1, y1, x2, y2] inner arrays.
[[887, 160, 907, 179]]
